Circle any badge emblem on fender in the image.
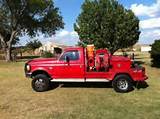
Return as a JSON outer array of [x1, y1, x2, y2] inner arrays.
[[49, 67, 53, 70], [117, 64, 121, 67]]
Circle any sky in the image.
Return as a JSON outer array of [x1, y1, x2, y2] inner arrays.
[[20, 0, 160, 46]]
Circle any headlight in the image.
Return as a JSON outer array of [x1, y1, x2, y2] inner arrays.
[[26, 64, 31, 72]]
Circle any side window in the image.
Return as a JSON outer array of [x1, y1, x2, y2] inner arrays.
[[60, 50, 79, 61]]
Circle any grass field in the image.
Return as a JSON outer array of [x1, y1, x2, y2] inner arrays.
[[0, 52, 160, 119]]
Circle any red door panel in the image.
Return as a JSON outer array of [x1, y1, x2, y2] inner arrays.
[[53, 50, 84, 79]]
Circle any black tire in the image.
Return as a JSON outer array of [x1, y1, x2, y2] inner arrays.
[[32, 74, 50, 92], [112, 74, 133, 93]]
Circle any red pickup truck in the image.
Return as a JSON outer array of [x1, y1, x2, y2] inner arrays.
[[24, 46, 148, 93]]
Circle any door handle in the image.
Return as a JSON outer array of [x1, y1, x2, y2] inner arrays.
[[80, 65, 82, 68]]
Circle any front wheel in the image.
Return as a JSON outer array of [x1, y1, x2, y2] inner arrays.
[[112, 74, 133, 93], [32, 74, 50, 92]]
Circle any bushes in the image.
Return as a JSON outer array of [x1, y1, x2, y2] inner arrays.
[[41, 51, 54, 58], [150, 40, 160, 67]]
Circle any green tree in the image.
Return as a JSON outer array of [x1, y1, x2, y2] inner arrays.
[[0, 41, 2, 49], [150, 40, 160, 67], [74, 0, 140, 54], [26, 39, 42, 54], [0, 0, 64, 61]]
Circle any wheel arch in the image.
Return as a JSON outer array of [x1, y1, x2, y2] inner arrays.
[[113, 73, 133, 82], [31, 70, 51, 79]]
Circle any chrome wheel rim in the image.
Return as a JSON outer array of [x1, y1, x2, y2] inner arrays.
[[35, 79, 45, 90], [117, 79, 128, 90]]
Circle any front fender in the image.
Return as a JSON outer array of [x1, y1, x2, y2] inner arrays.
[[31, 67, 52, 78]]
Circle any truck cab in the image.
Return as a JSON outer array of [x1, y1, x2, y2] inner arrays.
[[25, 46, 148, 93]]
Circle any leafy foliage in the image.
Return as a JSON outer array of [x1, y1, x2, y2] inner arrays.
[[41, 51, 54, 58], [0, 41, 1, 49], [0, 0, 64, 37], [150, 40, 160, 67], [0, 0, 64, 61], [74, 0, 140, 53], [26, 39, 42, 52]]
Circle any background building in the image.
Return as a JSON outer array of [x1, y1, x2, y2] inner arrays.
[[140, 45, 151, 52], [35, 41, 68, 55]]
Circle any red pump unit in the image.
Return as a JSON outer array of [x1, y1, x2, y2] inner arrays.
[[86, 44, 110, 72], [95, 49, 110, 71]]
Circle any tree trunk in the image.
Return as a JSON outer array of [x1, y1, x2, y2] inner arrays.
[[5, 46, 12, 62], [3, 31, 17, 62], [20, 51, 22, 59]]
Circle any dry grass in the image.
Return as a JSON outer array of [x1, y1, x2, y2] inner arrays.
[[0, 52, 160, 119]]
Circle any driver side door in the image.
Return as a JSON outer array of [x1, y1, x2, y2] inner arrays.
[[55, 50, 84, 79]]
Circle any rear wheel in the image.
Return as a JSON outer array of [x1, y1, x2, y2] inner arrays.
[[112, 74, 133, 93], [32, 74, 50, 92]]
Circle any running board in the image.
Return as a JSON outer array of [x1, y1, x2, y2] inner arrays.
[[51, 79, 84, 82], [50, 78, 110, 82], [86, 78, 110, 82]]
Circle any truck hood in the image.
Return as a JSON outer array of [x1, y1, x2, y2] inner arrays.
[[27, 58, 58, 64]]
